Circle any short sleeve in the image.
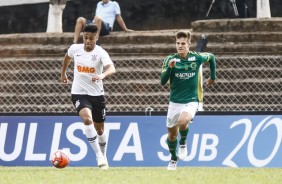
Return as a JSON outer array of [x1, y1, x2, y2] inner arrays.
[[199, 52, 210, 63], [67, 44, 76, 58], [163, 55, 172, 68], [100, 48, 113, 66], [113, 1, 121, 15]]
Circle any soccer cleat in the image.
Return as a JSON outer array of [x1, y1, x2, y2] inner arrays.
[[167, 160, 177, 170], [178, 144, 188, 160], [97, 156, 107, 168], [100, 157, 109, 170], [100, 164, 109, 170]]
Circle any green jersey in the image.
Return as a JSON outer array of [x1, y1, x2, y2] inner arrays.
[[161, 51, 216, 104]]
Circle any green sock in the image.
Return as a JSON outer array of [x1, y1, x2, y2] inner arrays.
[[166, 138, 178, 161], [179, 127, 189, 145]]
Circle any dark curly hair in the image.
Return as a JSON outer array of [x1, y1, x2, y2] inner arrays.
[[83, 23, 98, 33]]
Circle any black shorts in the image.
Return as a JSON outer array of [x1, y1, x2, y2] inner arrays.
[[86, 19, 111, 36], [71, 94, 106, 123]]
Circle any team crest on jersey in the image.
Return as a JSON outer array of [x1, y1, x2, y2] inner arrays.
[[188, 56, 196, 61], [191, 62, 197, 70], [91, 55, 97, 62], [184, 64, 188, 70]]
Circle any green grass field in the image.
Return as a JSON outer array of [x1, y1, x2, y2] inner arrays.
[[1, 166, 282, 184]]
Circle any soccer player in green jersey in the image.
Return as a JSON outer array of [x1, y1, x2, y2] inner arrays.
[[161, 30, 216, 170]]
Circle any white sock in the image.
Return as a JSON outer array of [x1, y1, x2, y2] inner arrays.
[[98, 132, 107, 156], [84, 124, 103, 158]]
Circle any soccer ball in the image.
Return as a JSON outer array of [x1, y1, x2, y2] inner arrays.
[[51, 150, 70, 169]]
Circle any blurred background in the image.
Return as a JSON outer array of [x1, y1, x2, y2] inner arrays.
[[0, 0, 281, 34]]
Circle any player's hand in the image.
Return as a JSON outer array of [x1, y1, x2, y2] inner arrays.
[[206, 78, 215, 87], [61, 74, 68, 84], [168, 59, 177, 68], [124, 28, 134, 32], [92, 73, 105, 82]]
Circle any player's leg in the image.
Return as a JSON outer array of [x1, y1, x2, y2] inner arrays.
[[99, 21, 111, 36], [177, 112, 190, 160], [177, 102, 199, 160], [92, 96, 108, 170], [71, 95, 106, 168], [94, 123, 106, 154], [167, 126, 178, 170], [93, 16, 102, 38], [166, 102, 182, 170], [79, 108, 106, 167], [94, 121, 108, 163], [91, 96, 107, 155], [73, 17, 87, 43]]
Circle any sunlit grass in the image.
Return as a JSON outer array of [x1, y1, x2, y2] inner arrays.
[[1, 166, 282, 184]]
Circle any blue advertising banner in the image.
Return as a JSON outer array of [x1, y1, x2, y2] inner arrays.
[[0, 115, 282, 167]]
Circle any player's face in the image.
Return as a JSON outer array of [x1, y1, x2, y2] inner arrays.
[[83, 32, 97, 51], [102, 0, 109, 3], [176, 37, 190, 57]]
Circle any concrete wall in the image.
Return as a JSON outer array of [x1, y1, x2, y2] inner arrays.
[[0, 0, 281, 34], [0, 0, 49, 6]]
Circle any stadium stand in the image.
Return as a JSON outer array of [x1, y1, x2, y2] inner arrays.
[[0, 18, 281, 113]]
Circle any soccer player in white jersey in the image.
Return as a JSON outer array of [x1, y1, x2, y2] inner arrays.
[[161, 30, 216, 170], [61, 23, 116, 170], [73, 0, 133, 43]]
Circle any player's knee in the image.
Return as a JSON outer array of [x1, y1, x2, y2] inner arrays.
[[76, 17, 86, 25], [94, 16, 102, 22], [83, 118, 93, 125], [178, 117, 190, 129], [96, 129, 103, 135]]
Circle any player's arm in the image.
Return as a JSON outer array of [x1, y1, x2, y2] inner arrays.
[[161, 58, 175, 85], [61, 53, 72, 83], [92, 63, 116, 82], [103, 63, 116, 78], [116, 15, 133, 32], [206, 53, 216, 87]]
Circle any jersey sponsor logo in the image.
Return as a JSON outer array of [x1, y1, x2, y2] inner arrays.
[[77, 65, 96, 73], [175, 72, 195, 79]]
